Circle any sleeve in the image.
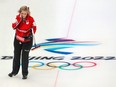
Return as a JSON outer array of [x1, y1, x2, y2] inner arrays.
[[12, 15, 22, 29], [12, 19, 18, 29], [32, 20, 37, 34]]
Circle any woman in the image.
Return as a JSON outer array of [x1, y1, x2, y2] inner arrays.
[[8, 6, 36, 79]]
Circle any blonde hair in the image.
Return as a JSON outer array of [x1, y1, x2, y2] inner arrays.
[[18, 6, 30, 15]]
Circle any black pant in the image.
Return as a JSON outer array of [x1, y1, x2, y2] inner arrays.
[[11, 37, 33, 76]]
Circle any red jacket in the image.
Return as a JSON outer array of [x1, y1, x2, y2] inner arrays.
[[12, 14, 36, 38]]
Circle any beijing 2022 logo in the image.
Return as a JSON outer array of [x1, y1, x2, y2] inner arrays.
[[31, 38, 99, 55]]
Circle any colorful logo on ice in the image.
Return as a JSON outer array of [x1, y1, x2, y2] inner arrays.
[[31, 38, 99, 55]]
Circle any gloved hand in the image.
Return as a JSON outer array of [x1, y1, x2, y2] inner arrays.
[[23, 35, 32, 42]]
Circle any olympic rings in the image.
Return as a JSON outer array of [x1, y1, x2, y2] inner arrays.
[[32, 64, 56, 70], [73, 61, 97, 68], [22, 61, 97, 71], [59, 64, 83, 70], [28, 61, 44, 68], [47, 61, 71, 68], [47, 61, 83, 70], [28, 61, 56, 70]]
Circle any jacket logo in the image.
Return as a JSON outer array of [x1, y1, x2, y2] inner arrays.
[[26, 20, 29, 24]]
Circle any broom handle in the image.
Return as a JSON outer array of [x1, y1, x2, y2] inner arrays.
[[32, 28, 36, 47]]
